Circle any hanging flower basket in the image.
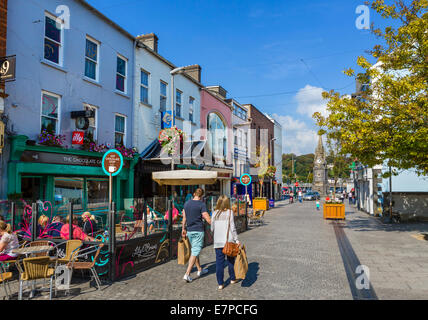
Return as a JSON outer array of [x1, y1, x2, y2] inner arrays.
[[37, 130, 66, 148], [158, 127, 185, 156]]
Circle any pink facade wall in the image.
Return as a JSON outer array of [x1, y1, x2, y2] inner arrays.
[[200, 90, 233, 165]]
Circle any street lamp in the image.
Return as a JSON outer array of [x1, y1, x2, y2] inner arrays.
[[270, 137, 277, 200]]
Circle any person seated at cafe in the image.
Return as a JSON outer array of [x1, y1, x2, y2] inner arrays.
[[60, 215, 96, 242], [164, 205, 180, 224], [37, 214, 50, 237], [47, 215, 64, 238], [82, 211, 98, 236], [0, 221, 19, 261]]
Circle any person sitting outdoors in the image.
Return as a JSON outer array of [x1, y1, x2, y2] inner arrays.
[[37, 214, 50, 237], [47, 215, 64, 238], [164, 205, 180, 224], [82, 212, 98, 237], [0, 221, 19, 261], [60, 215, 96, 242]]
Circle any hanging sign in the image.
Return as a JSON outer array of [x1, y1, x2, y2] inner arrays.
[[0, 55, 16, 82], [240, 173, 252, 186], [102, 149, 124, 177], [161, 111, 172, 129]]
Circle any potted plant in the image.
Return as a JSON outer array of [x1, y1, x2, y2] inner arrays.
[[323, 197, 345, 220]]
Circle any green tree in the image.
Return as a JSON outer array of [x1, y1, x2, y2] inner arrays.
[[314, 0, 428, 176]]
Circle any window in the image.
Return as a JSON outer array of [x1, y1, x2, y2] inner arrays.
[[175, 90, 182, 118], [189, 97, 195, 122], [234, 128, 237, 145], [84, 104, 97, 141], [160, 81, 167, 112], [238, 130, 242, 146], [85, 37, 99, 80], [41, 91, 60, 133], [44, 13, 63, 65], [116, 55, 127, 93], [115, 114, 126, 147], [207, 113, 227, 160], [244, 132, 248, 151], [140, 70, 149, 104], [233, 103, 247, 120]]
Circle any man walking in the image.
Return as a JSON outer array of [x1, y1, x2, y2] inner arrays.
[[181, 188, 212, 282]]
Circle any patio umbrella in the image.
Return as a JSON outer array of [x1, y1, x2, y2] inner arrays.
[[152, 170, 218, 186]]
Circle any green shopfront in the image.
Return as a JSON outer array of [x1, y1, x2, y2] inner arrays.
[[7, 136, 138, 219]]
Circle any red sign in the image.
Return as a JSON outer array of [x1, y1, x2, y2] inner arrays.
[[72, 131, 84, 145], [295, 182, 299, 187]]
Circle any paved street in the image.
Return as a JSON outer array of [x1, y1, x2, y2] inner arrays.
[[12, 199, 428, 300]]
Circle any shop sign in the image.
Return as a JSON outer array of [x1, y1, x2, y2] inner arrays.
[[217, 172, 231, 178], [72, 131, 84, 145], [240, 173, 252, 186], [0, 55, 16, 82], [102, 149, 123, 176], [161, 111, 172, 129], [21, 150, 102, 167]]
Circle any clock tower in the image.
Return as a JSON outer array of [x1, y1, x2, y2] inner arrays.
[[313, 134, 328, 196]]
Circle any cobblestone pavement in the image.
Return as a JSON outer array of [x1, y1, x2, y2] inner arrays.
[[8, 199, 428, 300]]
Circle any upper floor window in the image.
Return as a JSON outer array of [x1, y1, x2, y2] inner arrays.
[[85, 37, 99, 81], [84, 104, 97, 141], [44, 13, 63, 65], [175, 89, 182, 118], [140, 70, 149, 104], [233, 104, 247, 121], [189, 97, 195, 122], [115, 114, 126, 147], [116, 55, 127, 93], [160, 81, 168, 112], [41, 91, 60, 134]]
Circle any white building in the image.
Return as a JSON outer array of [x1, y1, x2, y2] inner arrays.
[[266, 114, 283, 200], [133, 33, 202, 154]]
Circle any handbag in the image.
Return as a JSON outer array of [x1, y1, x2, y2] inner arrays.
[[222, 211, 240, 257]]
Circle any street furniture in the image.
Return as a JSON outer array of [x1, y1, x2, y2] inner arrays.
[[18, 256, 55, 300], [323, 203, 345, 220]]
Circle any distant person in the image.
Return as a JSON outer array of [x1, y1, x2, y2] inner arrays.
[[181, 188, 212, 283], [47, 216, 64, 238], [60, 215, 96, 242], [348, 192, 353, 205], [298, 190, 303, 203], [82, 212, 98, 237], [316, 200, 320, 211]]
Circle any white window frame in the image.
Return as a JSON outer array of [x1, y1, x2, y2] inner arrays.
[[175, 89, 182, 118], [140, 69, 150, 104], [189, 96, 195, 122], [40, 90, 61, 134], [160, 81, 168, 112], [44, 12, 64, 66], [83, 104, 98, 141], [116, 54, 128, 93], [114, 113, 127, 147], [85, 35, 100, 81]]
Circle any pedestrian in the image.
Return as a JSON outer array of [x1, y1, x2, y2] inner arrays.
[[211, 195, 240, 290], [298, 190, 302, 203], [181, 188, 212, 283], [348, 191, 353, 205], [316, 200, 320, 211], [0, 221, 19, 262]]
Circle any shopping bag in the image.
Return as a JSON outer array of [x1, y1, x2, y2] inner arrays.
[[177, 236, 191, 265], [234, 244, 248, 279]]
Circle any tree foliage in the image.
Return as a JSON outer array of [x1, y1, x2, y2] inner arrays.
[[314, 0, 428, 176]]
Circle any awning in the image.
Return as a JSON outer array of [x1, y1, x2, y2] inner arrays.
[[152, 170, 218, 186], [140, 139, 206, 161]]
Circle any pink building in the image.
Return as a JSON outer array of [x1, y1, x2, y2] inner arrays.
[[200, 86, 233, 197]]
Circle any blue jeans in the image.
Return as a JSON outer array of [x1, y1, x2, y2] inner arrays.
[[215, 248, 236, 285]]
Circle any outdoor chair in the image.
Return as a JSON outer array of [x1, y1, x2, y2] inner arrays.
[[66, 243, 104, 290], [56, 240, 82, 265], [248, 210, 265, 226], [18, 256, 55, 300], [0, 262, 13, 300]]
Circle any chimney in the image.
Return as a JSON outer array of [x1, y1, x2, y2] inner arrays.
[[206, 86, 227, 99], [136, 33, 158, 53], [182, 65, 202, 83], [0, 0, 7, 98]]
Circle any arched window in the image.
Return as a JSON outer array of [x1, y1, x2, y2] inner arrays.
[[207, 113, 227, 161]]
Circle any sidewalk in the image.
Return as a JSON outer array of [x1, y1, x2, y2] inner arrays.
[[342, 204, 428, 299]]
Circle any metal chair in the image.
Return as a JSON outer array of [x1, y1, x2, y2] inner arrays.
[[0, 262, 13, 300], [66, 243, 104, 290], [248, 210, 265, 226], [19, 256, 55, 300], [56, 240, 82, 265]]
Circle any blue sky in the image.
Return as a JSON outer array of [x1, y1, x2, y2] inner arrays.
[[87, 0, 390, 155]]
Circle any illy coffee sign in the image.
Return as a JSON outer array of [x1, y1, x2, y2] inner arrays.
[[72, 131, 84, 145]]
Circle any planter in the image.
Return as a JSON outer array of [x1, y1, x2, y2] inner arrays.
[[253, 198, 268, 211], [323, 203, 345, 220]]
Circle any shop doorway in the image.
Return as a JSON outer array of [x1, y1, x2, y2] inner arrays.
[[21, 176, 45, 201]]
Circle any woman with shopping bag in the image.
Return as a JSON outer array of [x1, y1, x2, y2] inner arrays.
[[211, 195, 240, 290]]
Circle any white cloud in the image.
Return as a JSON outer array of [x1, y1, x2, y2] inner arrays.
[[295, 84, 328, 118], [271, 113, 318, 155]]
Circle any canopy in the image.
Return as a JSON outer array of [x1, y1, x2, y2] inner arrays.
[[152, 170, 218, 186]]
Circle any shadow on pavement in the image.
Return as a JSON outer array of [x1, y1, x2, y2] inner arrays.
[[241, 262, 259, 288], [342, 215, 428, 234]]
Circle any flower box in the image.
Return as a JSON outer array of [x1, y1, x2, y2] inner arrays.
[[323, 203, 345, 220]]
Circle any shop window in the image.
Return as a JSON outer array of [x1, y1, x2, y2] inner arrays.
[[41, 91, 60, 134], [84, 104, 97, 141], [189, 97, 194, 122], [44, 13, 63, 65], [175, 89, 182, 118], [54, 177, 84, 210]]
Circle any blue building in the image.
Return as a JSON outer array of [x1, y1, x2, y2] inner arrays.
[[1, 0, 136, 207]]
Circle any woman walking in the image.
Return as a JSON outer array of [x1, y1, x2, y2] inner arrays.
[[211, 195, 240, 290]]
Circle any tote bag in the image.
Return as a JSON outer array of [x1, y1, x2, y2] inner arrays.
[[178, 236, 191, 265]]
